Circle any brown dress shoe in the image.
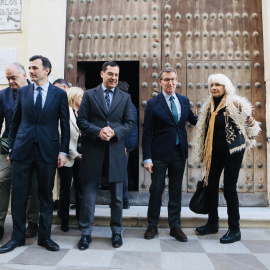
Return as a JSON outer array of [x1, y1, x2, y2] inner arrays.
[[25, 222, 38, 238], [170, 227, 188, 242], [144, 226, 158, 240]]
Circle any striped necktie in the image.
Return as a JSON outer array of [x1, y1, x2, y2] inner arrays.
[[105, 89, 112, 109]]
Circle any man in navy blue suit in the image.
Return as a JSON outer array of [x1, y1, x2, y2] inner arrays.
[[0, 63, 40, 241], [142, 67, 198, 242], [0, 55, 70, 253]]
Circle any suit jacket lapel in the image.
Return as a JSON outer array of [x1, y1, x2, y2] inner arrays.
[[93, 85, 108, 115], [27, 84, 36, 118], [40, 83, 56, 119], [7, 88, 15, 107], [158, 93, 176, 124], [176, 93, 186, 124], [109, 87, 122, 115], [69, 107, 79, 132]]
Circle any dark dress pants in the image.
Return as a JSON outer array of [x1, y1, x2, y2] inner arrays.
[[206, 143, 244, 231], [79, 180, 123, 235], [148, 145, 185, 228], [123, 152, 129, 202], [11, 143, 56, 241], [58, 160, 82, 221], [80, 145, 123, 235]]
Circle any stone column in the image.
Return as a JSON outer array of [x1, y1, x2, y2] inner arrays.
[[262, 0, 270, 206]]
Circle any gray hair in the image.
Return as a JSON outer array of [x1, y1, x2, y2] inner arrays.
[[208, 73, 236, 95], [158, 67, 177, 80], [5, 62, 26, 75]]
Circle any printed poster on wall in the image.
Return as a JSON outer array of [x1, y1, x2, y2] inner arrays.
[[0, 0, 22, 31]]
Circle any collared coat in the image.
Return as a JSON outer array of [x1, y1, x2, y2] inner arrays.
[[77, 84, 135, 183]]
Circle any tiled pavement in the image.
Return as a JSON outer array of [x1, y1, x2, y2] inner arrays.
[[0, 207, 270, 270]]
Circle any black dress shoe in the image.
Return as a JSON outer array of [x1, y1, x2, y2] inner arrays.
[[78, 235, 92, 250], [0, 239, 25, 254], [196, 222, 219, 235], [0, 226, 4, 240], [220, 229, 241, 244], [38, 239, 59, 251], [112, 234, 123, 248]]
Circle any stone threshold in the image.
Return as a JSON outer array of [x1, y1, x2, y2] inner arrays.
[[52, 205, 270, 228]]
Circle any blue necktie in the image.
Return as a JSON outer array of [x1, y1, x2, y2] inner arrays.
[[35, 87, 43, 119], [105, 89, 112, 109], [170, 96, 179, 145]]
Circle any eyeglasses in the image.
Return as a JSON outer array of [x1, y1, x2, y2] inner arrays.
[[161, 78, 177, 82]]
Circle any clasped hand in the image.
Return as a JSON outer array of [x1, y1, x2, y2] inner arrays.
[[99, 126, 115, 141]]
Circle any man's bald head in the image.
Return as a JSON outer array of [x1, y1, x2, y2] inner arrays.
[[5, 63, 27, 91]]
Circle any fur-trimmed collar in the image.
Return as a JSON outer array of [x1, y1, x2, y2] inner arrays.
[[192, 94, 261, 164]]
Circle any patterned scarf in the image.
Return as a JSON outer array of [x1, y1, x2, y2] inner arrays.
[[202, 95, 226, 185]]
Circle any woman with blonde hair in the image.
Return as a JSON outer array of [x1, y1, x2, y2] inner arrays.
[[58, 86, 84, 231], [192, 74, 260, 244]]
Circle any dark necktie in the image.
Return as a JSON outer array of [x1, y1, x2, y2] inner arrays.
[[13, 90, 18, 100], [105, 89, 112, 109], [35, 87, 43, 119], [170, 96, 179, 145]]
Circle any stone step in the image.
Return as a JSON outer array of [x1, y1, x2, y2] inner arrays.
[[53, 206, 270, 228]]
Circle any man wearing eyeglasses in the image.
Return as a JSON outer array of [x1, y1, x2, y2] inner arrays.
[[142, 67, 198, 242]]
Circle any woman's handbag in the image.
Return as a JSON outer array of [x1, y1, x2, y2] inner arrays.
[[189, 178, 208, 214]]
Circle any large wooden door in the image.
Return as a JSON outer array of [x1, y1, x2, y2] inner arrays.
[[65, 0, 267, 206]]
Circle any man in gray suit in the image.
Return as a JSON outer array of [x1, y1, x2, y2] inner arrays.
[[77, 61, 134, 249]]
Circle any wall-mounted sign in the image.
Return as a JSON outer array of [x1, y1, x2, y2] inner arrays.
[[0, 0, 22, 31], [0, 48, 16, 84]]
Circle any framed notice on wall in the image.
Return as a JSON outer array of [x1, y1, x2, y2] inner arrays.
[[0, 48, 16, 84], [0, 0, 22, 32]]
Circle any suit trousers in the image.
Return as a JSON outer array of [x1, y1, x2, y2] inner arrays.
[[11, 143, 56, 241], [79, 180, 123, 235], [58, 160, 82, 221], [0, 154, 40, 227], [147, 145, 185, 228], [206, 143, 244, 231], [123, 152, 129, 202]]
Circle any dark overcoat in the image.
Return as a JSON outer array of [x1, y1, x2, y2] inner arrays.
[[77, 84, 135, 183]]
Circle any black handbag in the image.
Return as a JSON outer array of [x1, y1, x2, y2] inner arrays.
[[189, 178, 208, 214]]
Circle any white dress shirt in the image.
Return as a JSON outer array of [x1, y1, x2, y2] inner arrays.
[[33, 81, 49, 108]]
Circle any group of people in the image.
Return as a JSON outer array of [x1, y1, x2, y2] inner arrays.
[[0, 57, 260, 254]]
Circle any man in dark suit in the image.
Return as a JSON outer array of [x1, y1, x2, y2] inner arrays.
[[0, 55, 70, 253], [77, 61, 134, 250], [0, 63, 40, 241], [142, 67, 198, 242]]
